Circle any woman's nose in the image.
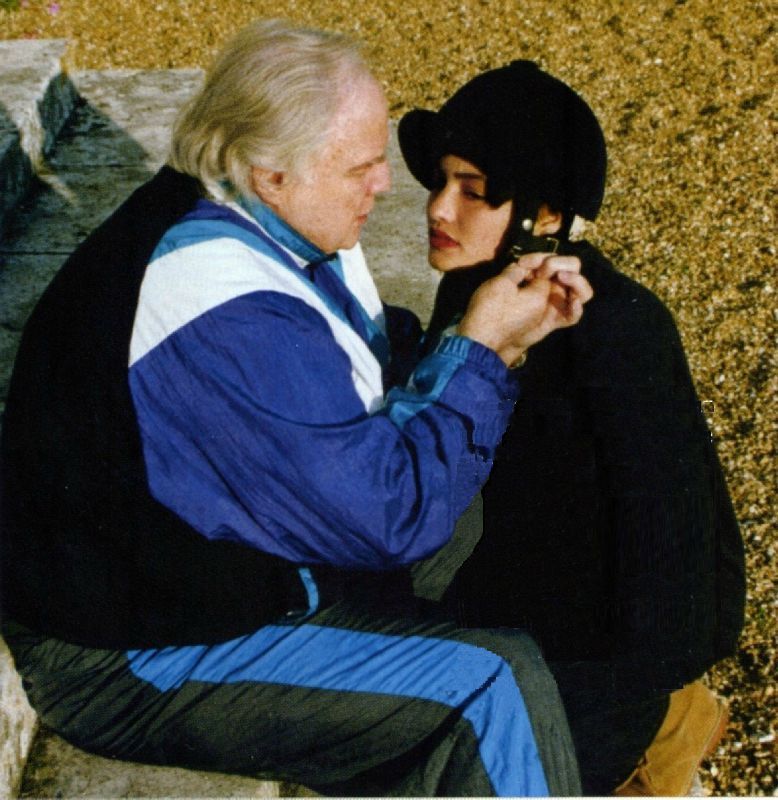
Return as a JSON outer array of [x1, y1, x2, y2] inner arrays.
[[427, 186, 454, 222]]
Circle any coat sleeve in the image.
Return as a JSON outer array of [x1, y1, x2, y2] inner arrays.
[[130, 289, 518, 570]]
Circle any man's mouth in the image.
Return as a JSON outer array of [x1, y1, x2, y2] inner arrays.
[[429, 228, 458, 249]]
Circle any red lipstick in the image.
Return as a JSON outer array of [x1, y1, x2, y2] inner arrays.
[[429, 228, 458, 249]]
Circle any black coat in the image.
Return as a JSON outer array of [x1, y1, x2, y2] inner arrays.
[[0, 167, 312, 648], [430, 241, 745, 710]]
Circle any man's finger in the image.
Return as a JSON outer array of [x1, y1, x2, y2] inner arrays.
[[532, 254, 582, 279], [498, 260, 534, 286], [554, 270, 594, 304], [545, 283, 584, 327]]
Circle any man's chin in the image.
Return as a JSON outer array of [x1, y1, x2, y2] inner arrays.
[[341, 224, 368, 252], [341, 235, 362, 252]]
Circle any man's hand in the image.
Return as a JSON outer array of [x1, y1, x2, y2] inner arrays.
[[457, 253, 593, 368]]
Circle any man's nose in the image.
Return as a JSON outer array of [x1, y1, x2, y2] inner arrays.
[[371, 160, 391, 194]]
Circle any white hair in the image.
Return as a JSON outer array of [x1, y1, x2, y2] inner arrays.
[[169, 19, 372, 199]]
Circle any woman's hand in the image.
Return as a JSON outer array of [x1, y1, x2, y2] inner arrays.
[[457, 252, 593, 368]]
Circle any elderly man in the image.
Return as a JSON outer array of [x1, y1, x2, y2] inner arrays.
[[1, 20, 590, 796]]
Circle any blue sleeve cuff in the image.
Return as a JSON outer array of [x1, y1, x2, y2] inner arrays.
[[434, 334, 520, 405]]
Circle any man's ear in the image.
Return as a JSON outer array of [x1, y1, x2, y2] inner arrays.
[[250, 166, 287, 203], [533, 204, 563, 236]]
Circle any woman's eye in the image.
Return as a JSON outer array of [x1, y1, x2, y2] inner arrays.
[[463, 188, 486, 200]]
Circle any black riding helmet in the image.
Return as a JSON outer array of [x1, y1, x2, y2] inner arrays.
[[398, 60, 607, 254]]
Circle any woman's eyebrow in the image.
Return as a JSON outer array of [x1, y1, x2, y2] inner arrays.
[[453, 171, 486, 181]]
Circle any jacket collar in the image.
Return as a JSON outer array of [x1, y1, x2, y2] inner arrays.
[[237, 195, 328, 266]]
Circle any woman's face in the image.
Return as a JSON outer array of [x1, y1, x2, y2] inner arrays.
[[426, 155, 513, 272]]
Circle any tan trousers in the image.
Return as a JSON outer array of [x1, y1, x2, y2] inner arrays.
[[614, 681, 729, 796]]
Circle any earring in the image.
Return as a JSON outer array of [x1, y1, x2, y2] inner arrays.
[[521, 218, 533, 231]]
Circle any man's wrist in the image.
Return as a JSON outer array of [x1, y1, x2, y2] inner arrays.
[[454, 323, 518, 368]]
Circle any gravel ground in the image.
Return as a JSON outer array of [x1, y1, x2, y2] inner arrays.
[[1, 0, 776, 796]]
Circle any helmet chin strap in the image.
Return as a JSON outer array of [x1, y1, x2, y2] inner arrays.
[[495, 200, 562, 269], [506, 217, 560, 259]]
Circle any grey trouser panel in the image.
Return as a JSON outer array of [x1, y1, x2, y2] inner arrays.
[[412, 492, 484, 603], [5, 596, 580, 797]]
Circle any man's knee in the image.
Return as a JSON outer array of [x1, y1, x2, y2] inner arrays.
[[457, 627, 557, 693]]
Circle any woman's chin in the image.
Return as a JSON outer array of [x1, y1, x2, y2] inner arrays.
[[428, 250, 473, 273]]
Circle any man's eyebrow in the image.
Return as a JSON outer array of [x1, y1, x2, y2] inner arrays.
[[347, 153, 387, 173]]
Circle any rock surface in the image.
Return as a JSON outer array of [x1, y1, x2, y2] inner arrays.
[[0, 38, 76, 236], [0, 637, 36, 800]]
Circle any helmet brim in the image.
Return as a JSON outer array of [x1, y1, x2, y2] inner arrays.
[[398, 109, 442, 191]]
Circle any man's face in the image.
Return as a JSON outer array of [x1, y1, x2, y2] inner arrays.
[[257, 77, 391, 254]]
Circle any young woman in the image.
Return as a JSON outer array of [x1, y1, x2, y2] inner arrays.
[[399, 60, 745, 796]]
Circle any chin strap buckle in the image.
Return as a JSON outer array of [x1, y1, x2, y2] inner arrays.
[[508, 235, 560, 261]]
